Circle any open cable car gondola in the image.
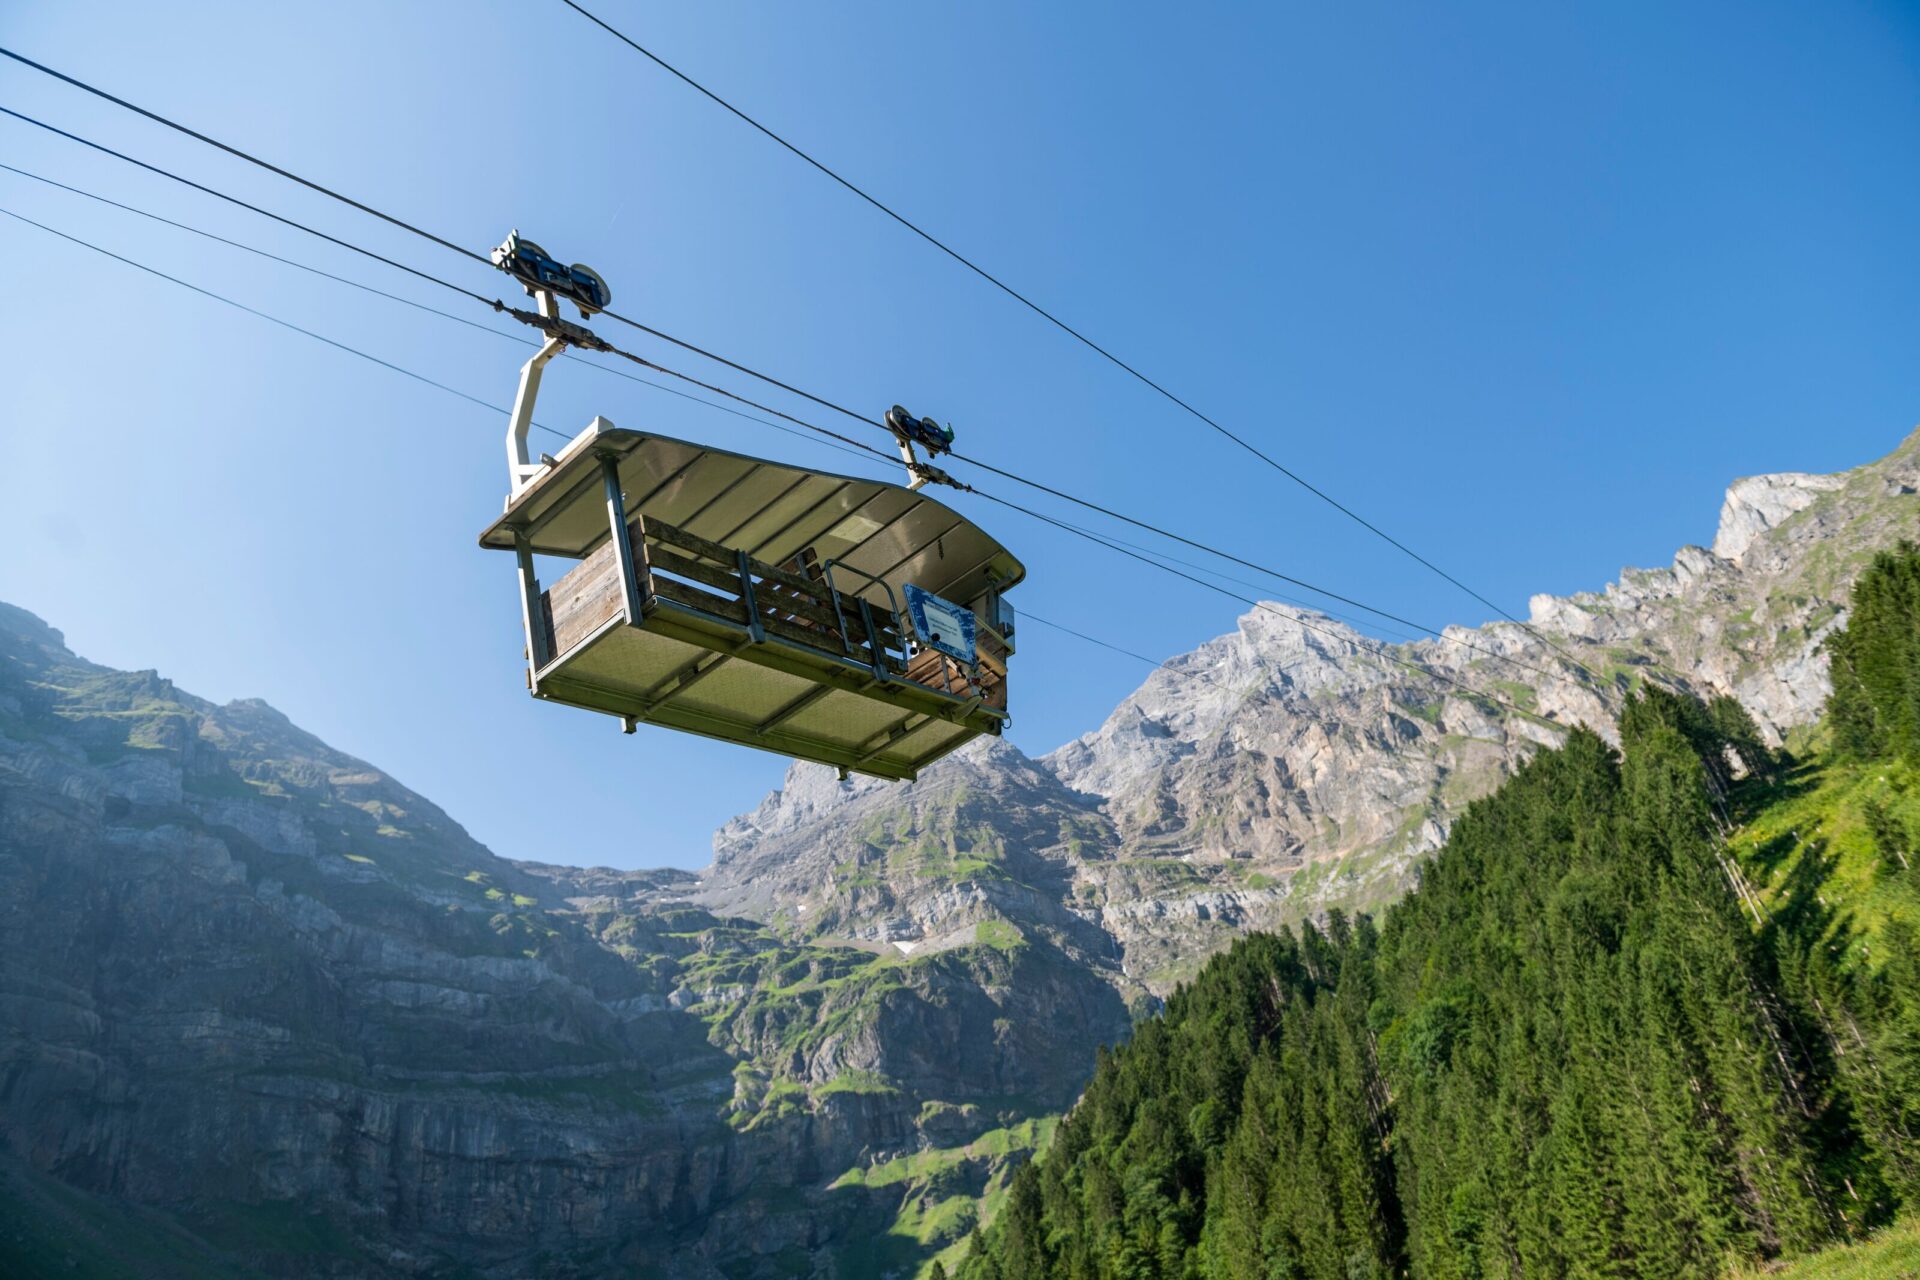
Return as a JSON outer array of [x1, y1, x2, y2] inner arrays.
[[478, 235, 1022, 780]]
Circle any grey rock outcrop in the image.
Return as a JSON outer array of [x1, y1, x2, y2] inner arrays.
[[710, 427, 1920, 990], [1712, 471, 1848, 563]]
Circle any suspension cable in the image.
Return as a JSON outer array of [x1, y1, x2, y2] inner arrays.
[[0, 45, 1602, 682], [545, 5, 1596, 666], [0, 203, 520, 423], [6, 197, 1575, 726], [974, 489, 1557, 728], [0, 47, 485, 264], [0, 105, 493, 306], [0, 67, 1608, 692]]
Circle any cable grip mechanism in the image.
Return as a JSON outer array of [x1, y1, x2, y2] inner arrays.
[[885, 404, 956, 492], [491, 230, 614, 499]]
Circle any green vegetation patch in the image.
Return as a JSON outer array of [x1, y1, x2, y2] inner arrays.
[[973, 918, 1024, 952], [1730, 1217, 1920, 1279]]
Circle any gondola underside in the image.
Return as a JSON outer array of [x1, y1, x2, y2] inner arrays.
[[536, 602, 991, 781]]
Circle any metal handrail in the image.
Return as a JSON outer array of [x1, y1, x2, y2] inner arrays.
[[820, 559, 905, 674]]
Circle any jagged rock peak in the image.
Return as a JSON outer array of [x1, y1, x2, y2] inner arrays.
[[1713, 471, 1847, 564], [0, 601, 73, 657], [712, 736, 1036, 864], [1043, 602, 1378, 798]]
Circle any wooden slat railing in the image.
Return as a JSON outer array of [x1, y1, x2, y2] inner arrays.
[[538, 513, 1007, 711]]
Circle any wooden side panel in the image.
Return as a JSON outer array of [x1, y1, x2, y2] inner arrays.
[[546, 540, 623, 659], [541, 513, 1010, 719]]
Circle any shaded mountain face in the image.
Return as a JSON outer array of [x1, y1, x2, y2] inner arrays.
[[0, 603, 1126, 1278], [1, 428, 1915, 1278]]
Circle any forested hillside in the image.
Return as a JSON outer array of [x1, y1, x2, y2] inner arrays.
[[956, 545, 1920, 1280]]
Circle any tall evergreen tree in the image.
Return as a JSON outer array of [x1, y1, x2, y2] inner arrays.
[[1826, 542, 1920, 763]]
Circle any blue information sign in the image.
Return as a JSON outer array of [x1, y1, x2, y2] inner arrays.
[[904, 584, 976, 664]]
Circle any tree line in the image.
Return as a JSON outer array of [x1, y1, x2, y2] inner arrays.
[[952, 544, 1920, 1280]]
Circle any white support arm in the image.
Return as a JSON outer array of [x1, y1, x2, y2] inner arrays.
[[506, 292, 566, 496]]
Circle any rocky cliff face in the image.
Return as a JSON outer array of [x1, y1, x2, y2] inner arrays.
[[700, 428, 1920, 993], [2, 429, 1915, 1279], [0, 603, 1123, 1278]]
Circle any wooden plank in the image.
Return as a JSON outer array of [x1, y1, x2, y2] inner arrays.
[[643, 519, 739, 571], [744, 554, 830, 599], [644, 546, 885, 661], [647, 516, 847, 601], [546, 541, 624, 657], [647, 544, 749, 600], [650, 575, 750, 624], [649, 541, 905, 653], [627, 517, 652, 600], [648, 515, 905, 638], [757, 609, 841, 656], [904, 646, 956, 693], [759, 583, 900, 647], [643, 516, 909, 671], [755, 590, 850, 640]]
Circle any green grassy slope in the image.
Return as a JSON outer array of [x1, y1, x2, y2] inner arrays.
[[1731, 1217, 1920, 1279]]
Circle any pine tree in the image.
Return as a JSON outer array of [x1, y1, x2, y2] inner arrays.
[[1709, 692, 1779, 782], [1863, 796, 1912, 875], [1826, 542, 1920, 763]]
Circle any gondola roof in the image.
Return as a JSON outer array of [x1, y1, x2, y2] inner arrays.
[[479, 420, 1024, 610]]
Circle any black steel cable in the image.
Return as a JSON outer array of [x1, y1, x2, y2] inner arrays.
[[0, 47, 485, 264], [0, 158, 520, 339], [0, 195, 893, 489], [0, 203, 527, 427], [1021, 610, 1228, 693], [7, 196, 1564, 726], [0, 49, 898, 449], [973, 489, 1557, 727], [0, 105, 494, 306], [1037, 511, 1430, 645], [588, 345, 902, 467], [0, 103, 896, 469], [0, 67, 1605, 693], [949, 447, 1591, 690], [550, 2, 1588, 662], [949, 447, 1446, 641], [592, 308, 880, 430], [0, 153, 889, 472]]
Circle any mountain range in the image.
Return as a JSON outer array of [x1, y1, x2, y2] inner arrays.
[[1, 429, 1915, 1277]]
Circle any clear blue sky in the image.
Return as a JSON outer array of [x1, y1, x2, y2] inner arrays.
[[3, 2, 1917, 869]]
